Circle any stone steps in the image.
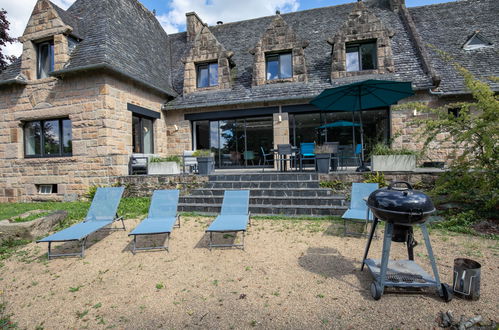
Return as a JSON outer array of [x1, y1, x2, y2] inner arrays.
[[189, 188, 340, 197], [178, 203, 347, 216], [203, 181, 320, 189], [179, 195, 346, 207], [180, 172, 347, 216]]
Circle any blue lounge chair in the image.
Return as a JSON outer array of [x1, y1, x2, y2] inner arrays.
[[206, 190, 251, 250], [128, 190, 180, 253], [37, 187, 125, 259], [342, 183, 379, 236]]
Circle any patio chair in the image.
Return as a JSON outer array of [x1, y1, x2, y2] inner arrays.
[[128, 190, 180, 253], [339, 144, 362, 170], [243, 150, 255, 166], [259, 146, 274, 172], [299, 142, 316, 171], [277, 144, 296, 172], [37, 187, 125, 259], [342, 183, 379, 236], [205, 190, 251, 250], [183, 150, 198, 173], [129, 154, 148, 175]]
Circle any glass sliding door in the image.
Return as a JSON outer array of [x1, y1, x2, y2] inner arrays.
[[193, 116, 273, 168]]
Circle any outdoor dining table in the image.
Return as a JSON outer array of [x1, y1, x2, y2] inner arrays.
[[270, 146, 299, 172]]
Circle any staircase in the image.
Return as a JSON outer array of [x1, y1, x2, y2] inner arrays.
[[178, 172, 348, 216]]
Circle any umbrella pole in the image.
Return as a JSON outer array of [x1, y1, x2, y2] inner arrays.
[[351, 112, 356, 152], [356, 110, 370, 172]]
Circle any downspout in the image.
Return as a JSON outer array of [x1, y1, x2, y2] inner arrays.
[[397, 3, 442, 94]]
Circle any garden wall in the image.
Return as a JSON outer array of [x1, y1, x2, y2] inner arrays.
[[110, 174, 208, 197]]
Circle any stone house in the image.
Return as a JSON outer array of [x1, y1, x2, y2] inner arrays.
[[0, 0, 497, 202]]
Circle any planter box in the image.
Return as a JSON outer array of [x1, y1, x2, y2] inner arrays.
[[197, 157, 214, 175], [316, 153, 331, 174], [372, 155, 416, 172], [148, 161, 181, 175]]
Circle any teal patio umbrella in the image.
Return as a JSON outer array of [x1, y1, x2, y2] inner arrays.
[[310, 80, 414, 171], [317, 120, 361, 145]]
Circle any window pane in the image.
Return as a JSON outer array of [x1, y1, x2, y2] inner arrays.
[[197, 65, 209, 87], [360, 42, 376, 70], [25, 121, 41, 156], [132, 116, 141, 153], [346, 47, 360, 72], [142, 118, 153, 154], [280, 53, 292, 78], [62, 119, 72, 154], [38, 44, 50, 78], [209, 63, 218, 86], [43, 120, 60, 155], [266, 56, 279, 80]]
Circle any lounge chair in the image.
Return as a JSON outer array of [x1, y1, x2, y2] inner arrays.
[[37, 187, 125, 259], [128, 190, 180, 253], [206, 190, 251, 250], [342, 183, 379, 236]]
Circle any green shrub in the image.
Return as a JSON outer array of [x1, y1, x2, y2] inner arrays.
[[150, 155, 181, 164], [192, 149, 213, 157], [319, 180, 346, 190], [363, 171, 387, 187], [370, 143, 418, 156]]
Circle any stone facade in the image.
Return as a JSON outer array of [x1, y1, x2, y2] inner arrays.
[[182, 13, 234, 94], [0, 73, 166, 203], [328, 2, 395, 79], [249, 14, 309, 86]]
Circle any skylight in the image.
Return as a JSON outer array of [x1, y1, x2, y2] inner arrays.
[[463, 32, 493, 50]]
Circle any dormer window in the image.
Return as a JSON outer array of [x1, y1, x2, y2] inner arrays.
[[37, 40, 54, 79], [346, 41, 377, 72], [463, 32, 492, 50], [196, 62, 218, 88], [266, 52, 292, 80]]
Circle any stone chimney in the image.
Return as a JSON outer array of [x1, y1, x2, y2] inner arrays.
[[389, 0, 405, 12], [186, 12, 205, 42]]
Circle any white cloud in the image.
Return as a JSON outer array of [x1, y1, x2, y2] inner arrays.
[[1, 0, 299, 59], [1, 0, 76, 58], [158, 0, 300, 34]]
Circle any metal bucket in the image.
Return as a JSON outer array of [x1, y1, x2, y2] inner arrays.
[[453, 258, 481, 300]]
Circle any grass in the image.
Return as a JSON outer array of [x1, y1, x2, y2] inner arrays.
[[0, 303, 17, 329]]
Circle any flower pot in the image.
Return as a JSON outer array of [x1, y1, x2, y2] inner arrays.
[[315, 153, 331, 173], [148, 161, 181, 175], [197, 157, 214, 175], [372, 155, 416, 171]]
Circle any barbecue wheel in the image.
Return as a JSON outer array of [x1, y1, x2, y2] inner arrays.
[[370, 281, 382, 300], [439, 283, 453, 302]]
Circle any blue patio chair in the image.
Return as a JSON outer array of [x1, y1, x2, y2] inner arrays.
[[339, 144, 362, 170], [206, 190, 251, 250], [37, 187, 125, 259], [299, 142, 316, 171], [128, 190, 180, 253], [342, 183, 379, 236]]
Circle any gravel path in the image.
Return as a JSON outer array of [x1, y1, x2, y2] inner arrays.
[[1, 217, 497, 329]]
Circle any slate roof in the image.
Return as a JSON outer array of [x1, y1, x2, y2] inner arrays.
[[409, 0, 499, 94], [0, 0, 175, 96]]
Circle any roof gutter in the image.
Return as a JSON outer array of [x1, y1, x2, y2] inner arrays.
[[50, 63, 177, 98], [0, 78, 28, 87]]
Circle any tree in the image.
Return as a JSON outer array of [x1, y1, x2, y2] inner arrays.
[[397, 63, 498, 231], [0, 8, 16, 72]]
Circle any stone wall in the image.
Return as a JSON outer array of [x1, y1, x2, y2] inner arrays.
[[183, 13, 233, 94], [111, 174, 207, 197], [249, 14, 309, 86], [328, 2, 395, 79], [0, 72, 167, 203]]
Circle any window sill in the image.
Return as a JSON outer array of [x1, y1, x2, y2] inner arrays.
[[265, 78, 294, 84], [194, 86, 220, 92], [27, 77, 58, 85], [18, 156, 76, 164]]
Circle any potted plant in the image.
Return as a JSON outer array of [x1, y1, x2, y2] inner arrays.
[[370, 143, 417, 171], [148, 155, 182, 175], [193, 149, 215, 175], [315, 145, 332, 174]]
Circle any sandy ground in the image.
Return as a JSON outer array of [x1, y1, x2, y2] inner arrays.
[[1, 216, 498, 329]]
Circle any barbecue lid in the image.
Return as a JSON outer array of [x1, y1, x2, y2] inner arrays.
[[367, 181, 435, 215]]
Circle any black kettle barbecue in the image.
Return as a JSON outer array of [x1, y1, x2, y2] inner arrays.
[[361, 181, 452, 301]]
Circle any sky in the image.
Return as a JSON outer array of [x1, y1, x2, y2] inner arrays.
[[0, 0, 457, 59]]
